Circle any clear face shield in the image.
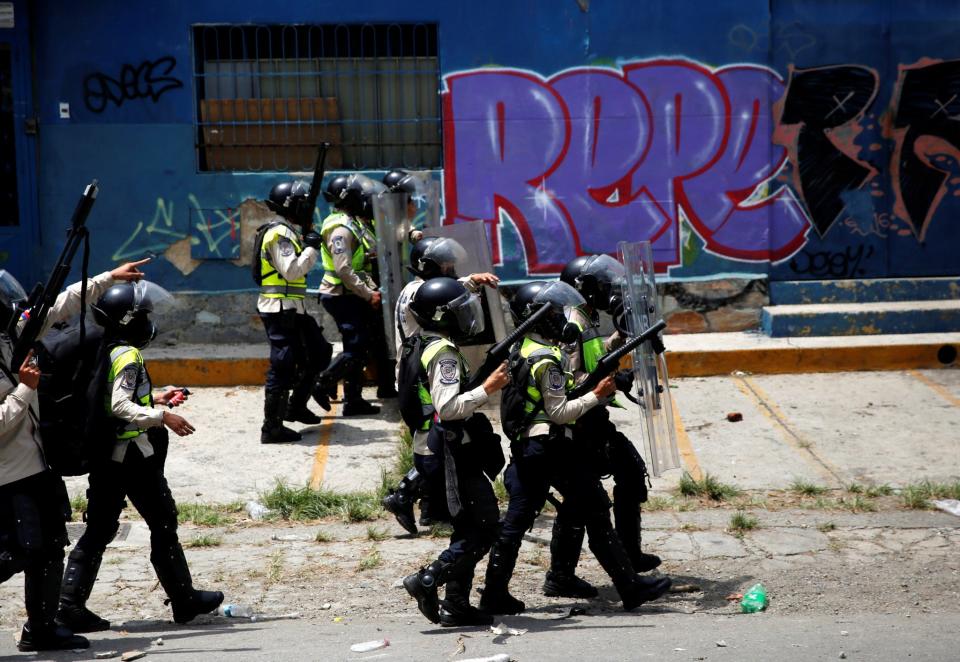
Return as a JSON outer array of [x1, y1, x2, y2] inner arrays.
[[124, 281, 173, 349], [532, 281, 587, 342], [581, 254, 626, 311], [420, 238, 468, 279], [445, 290, 486, 338], [0, 269, 28, 331]]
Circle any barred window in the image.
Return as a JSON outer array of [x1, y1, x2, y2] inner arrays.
[[192, 24, 441, 172]]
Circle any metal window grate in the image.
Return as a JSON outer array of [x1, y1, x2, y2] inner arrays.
[[192, 23, 441, 172]]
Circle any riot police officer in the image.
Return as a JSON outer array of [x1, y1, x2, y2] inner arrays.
[[56, 282, 223, 633], [479, 281, 671, 615], [400, 278, 509, 627], [382, 238, 499, 534], [314, 175, 388, 416], [0, 261, 146, 652], [257, 181, 333, 444]]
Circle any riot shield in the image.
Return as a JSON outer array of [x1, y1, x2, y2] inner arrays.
[[373, 191, 411, 359], [618, 240, 680, 477], [401, 171, 441, 235], [423, 222, 507, 346]]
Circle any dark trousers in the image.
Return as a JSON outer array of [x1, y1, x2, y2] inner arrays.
[[260, 310, 332, 394], [320, 294, 393, 392], [73, 445, 180, 579], [427, 425, 499, 578], [0, 471, 71, 626], [499, 434, 613, 544], [414, 450, 451, 523]]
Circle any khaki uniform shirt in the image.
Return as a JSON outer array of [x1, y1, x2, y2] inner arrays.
[[317, 223, 377, 301], [256, 221, 319, 314]]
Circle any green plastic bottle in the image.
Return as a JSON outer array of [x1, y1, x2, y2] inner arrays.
[[740, 583, 769, 613]]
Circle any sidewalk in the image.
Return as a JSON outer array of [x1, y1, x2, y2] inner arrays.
[[145, 332, 960, 386]]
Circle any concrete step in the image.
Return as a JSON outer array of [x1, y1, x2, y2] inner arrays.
[[769, 277, 960, 305], [761, 300, 960, 337]]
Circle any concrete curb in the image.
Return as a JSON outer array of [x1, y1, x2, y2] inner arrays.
[[148, 333, 960, 386]]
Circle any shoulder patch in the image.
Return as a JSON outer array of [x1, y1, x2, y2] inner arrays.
[[438, 358, 459, 385], [333, 235, 346, 255], [121, 365, 139, 390], [547, 367, 566, 391], [277, 237, 295, 257]]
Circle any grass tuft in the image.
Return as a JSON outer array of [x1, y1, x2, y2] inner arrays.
[[366, 526, 388, 541], [677, 472, 741, 501], [314, 530, 333, 543], [817, 522, 836, 532], [376, 428, 415, 501], [493, 475, 509, 504], [70, 494, 88, 521], [900, 480, 960, 509], [728, 511, 759, 535], [260, 481, 382, 523], [177, 502, 244, 526], [357, 549, 382, 572], [428, 523, 454, 539], [184, 535, 222, 548], [644, 496, 674, 511], [789, 479, 828, 497]]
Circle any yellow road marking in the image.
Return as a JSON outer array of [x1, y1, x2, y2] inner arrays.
[[671, 394, 703, 481], [908, 369, 960, 408], [309, 404, 338, 490], [732, 374, 845, 487]]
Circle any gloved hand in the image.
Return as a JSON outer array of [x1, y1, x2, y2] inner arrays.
[[303, 231, 323, 250], [614, 369, 634, 394]]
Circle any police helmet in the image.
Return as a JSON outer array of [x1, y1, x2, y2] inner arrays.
[[323, 174, 384, 220], [561, 254, 626, 311], [408, 237, 440, 278], [409, 277, 485, 338], [530, 281, 587, 343], [418, 238, 467, 280], [92, 281, 172, 349], [382, 169, 411, 192], [0, 269, 28, 332], [266, 180, 311, 221], [509, 281, 547, 325]]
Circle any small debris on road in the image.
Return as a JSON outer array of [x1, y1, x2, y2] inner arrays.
[[490, 622, 527, 637], [94, 653, 119, 660], [670, 583, 702, 593], [716, 640, 728, 647], [152, 637, 163, 646], [726, 412, 743, 422], [350, 639, 389, 653], [121, 652, 146, 662]]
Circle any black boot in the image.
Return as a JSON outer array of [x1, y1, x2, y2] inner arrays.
[[261, 389, 302, 444], [544, 519, 597, 598], [440, 570, 493, 627], [56, 549, 110, 633], [286, 383, 323, 424], [19, 555, 89, 652], [382, 468, 421, 535], [587, 523, 670, 611], [479, 540, 525, 615], [152, 543, 224, 624], [313, 354, 354, 405], [342, 378, 380, 416], [614, 498, 661, 572], [403, 559, 448, 624]]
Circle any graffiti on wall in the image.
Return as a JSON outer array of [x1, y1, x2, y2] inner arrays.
[[442, 58, 808, 273], [83, 56, 183, 114], [443, 57, 960, 277]]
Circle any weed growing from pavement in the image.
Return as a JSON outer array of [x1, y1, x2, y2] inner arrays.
[[314, 530, 334, 543], [493, 475, 509, 503], [644, 496, 674, 511], [261, 481, 382, 523], [428, 523, 454, 538], [899, 480, 960, 509], [268, 550, 285, 582], [357, 549, 382, 572], [838, 495, 877, 512], [728, 511, 759, 535], [185, 535, 222, 548], [70, 494, 88, 521], [678, 472, 742, 501], [366, 526, 388, 541], [177, 502, 243, 526], [376, 428, 415, 501], [679, 522, 702, 532], [847, 483, 894, 497], [790, 479, 828, 496], [817, 522, 837, 532]]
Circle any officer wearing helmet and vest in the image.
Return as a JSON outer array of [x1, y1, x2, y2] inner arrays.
[[256, 180, 333, 444], [479, 280, 671, 616], [548, 254, 660, 598], [314, 174, 390, 416], [56, 281, 223, 634], [401, 277, 509, 627], [0, 260, 147, 652], [381, 237, 499, 534]]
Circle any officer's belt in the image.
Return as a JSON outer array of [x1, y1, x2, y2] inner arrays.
[[260, 284, 307, 294]]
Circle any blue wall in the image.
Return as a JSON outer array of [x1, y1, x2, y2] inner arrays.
[[24, 0, 960, 290]]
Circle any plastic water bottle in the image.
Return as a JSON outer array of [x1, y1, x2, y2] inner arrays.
[[245, 501, 269, 520], [740, 583, 768, 613], [218, 604, 254, 618]]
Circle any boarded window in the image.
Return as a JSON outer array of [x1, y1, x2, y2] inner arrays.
[[193, 24, 441, 172]]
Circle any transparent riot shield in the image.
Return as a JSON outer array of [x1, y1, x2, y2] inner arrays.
[[402, 171, 441, 235], [372, 191, 410, 359], [618, 240, 680, 477], [423, 222, 507, 346]]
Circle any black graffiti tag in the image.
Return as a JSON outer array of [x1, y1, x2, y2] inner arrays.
[[788, 244, 875, 278], [83, 56, 183, 113], [779, 65, 879, 237]]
